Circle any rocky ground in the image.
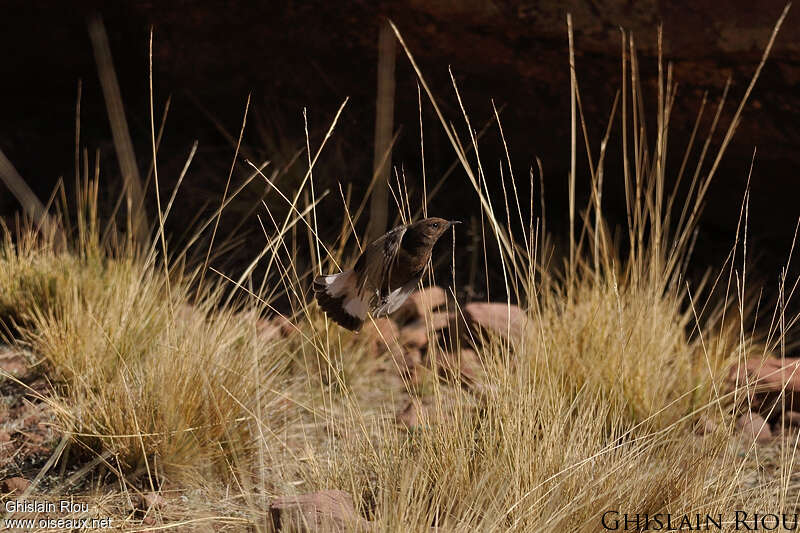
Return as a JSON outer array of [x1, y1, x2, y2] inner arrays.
[[2, 286, 799, 530], [0, 346, 59, 495]]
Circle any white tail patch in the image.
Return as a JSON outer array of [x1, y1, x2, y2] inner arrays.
[[313, 269, 368, 331], [321, 271, 353, 298]]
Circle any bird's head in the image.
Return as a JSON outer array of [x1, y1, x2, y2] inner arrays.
[[410, 217, 461, 247]]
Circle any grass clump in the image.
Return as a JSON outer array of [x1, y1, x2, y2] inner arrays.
[[0, 220, 300, 484], [31, 264, 270, 476]]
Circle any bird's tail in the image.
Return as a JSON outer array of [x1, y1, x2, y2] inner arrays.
[[313, 270, 368, 331]]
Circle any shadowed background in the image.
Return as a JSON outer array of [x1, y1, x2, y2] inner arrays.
[[1, 0, 799, 307]]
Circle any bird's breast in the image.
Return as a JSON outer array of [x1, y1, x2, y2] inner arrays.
[[384, 248, 429, 291]]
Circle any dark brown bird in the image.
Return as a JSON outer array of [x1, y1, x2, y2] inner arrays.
[[313, 217, 460, 331]]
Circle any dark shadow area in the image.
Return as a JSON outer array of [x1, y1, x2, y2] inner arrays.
[[1, 1, 799, 333]]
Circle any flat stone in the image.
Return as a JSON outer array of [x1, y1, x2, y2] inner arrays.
[[270, 490, 372, 532], [0, 347, 33, 381], [399, 348, 423, 381], [693, 415, 718, 436], [393, 286, 447, 324], [396, 398, 427, 430], [256, 318, 280, 340], [435, 349, 483, 385], [784, 411, 800, 427], [736, 413, 773, 443], [140, 492, 168, 510], [727, 357, 800, 416], [395, 395, 461, 430], [1, 477, 30, 494], [364, 317, 402, 357], [273, 315, 298, 337], [463, 302, 528, 344], [399, 312, 453, 349]]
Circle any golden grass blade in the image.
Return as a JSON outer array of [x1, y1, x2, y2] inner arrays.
[[200, 93, 251, 290]]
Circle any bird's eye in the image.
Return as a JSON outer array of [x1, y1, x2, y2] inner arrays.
[[432, 223, 439, 229]]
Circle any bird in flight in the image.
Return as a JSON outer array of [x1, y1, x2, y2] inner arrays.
[[313, 217, 460, 331]]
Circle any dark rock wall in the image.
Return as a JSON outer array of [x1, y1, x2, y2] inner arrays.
[[1, 1, 799, 305]]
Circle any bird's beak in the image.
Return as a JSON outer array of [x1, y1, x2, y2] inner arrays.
[[448, 220, 462, 228]]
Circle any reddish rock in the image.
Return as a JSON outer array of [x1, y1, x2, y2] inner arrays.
[[403, 348, 422, 369], [270, 490, 371, 532], [384, 348, 427, 385], [736, 413, 773, 443], [728, 357, 786, 387], [1, 477, 30, 494], [469, 382, 499, 402], [393, 286, 447, 324], [0, 347, 32, 381], [273, 315, 298, 337], [693, 415, 718, 436], [399, 322, 428, 349], [136, 492, 166, 526], [396, 398, 427, 429], [785, 411, 800, 427], [254, 314, 298, 338], [364, 317, 402, 357], [395, 396, 459, 430], [435, 349, 483, 385], [256, 318, 283, 342], [366, 317, 399, 341], [463, 302, 528, 344], [728, 358, 800, 416], [26, 377, 50, 395], [399, 312, 453, 349], [377, 347, 424, 385], [139, 492, 167, 510], [396, 348, 423, 382]]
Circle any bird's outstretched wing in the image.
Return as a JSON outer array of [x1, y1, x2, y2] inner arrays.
[[354, 223, 408, 300], [313, 224, 407, 331], [372, 277, 419, 317], [315, 223, 420, 331]]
